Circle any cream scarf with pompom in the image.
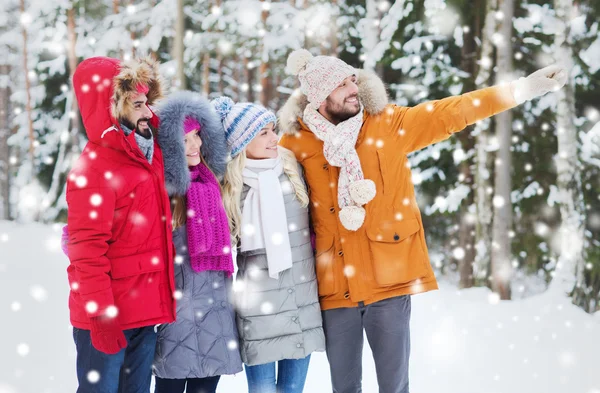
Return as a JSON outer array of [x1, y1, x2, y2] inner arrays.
[[302, 104, 376, 231]]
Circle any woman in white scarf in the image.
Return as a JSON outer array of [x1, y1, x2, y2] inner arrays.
[[214, 97, 325, 393]]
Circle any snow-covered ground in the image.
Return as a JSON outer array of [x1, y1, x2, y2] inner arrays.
[[1, 220, 599, 393]]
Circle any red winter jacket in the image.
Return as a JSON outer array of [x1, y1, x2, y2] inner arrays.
[[66, 57, 175, 330]]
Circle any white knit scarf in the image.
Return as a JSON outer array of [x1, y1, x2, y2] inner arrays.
[[302, 104, 376, 231], [241, 152, 293, 279]]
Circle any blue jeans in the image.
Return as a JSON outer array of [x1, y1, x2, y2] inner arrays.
[[244, 355, 311, 393], [73, 326, 157, 393], [154, 376, 220, 393]]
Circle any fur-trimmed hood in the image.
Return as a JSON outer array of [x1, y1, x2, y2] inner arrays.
[[111, 57, 163, 121], [277, 69, 388, 135], [73, 57, 163, 143], [157, 91, 228, 196]]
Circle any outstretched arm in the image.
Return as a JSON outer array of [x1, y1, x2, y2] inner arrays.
[[391, 65, 567, 154]]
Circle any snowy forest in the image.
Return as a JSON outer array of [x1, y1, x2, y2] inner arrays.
[[0, 0, 599, 315]]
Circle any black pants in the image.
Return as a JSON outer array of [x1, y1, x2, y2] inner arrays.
[[154, 376, 221, 393]]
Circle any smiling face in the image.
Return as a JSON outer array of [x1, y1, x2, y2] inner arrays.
[[245, 123, 278, 159], [318, 75, 360, 125], [121, 92, 154, 137], [184, 129, 203, 167]]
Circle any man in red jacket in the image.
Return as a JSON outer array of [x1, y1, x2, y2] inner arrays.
[[66, 57, 175, 393]]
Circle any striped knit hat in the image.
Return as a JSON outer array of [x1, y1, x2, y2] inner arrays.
[[211, 97, 277, 157]]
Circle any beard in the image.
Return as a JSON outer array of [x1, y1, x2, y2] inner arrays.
[[121, 117, 155, 139], [323, 95, 361, 124]]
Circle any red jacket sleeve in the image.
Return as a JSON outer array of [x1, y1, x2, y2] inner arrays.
[[66, 169, 116, 318]]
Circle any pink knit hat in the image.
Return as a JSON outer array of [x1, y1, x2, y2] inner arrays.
[[286, 49, 356, 106], [183, 116, 201, 134]]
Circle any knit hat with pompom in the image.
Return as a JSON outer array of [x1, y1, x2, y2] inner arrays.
[[286, 49, 356, 107], [211, 96, 277, 157]]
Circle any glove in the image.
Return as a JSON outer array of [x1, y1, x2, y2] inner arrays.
[[511, 64, 568, 104], [89, 316, 127, 355]]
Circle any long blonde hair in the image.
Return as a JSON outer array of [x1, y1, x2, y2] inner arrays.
[[221, 147, 309, 244]]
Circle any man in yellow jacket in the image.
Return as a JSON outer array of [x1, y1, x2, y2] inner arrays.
[[278, 49, 566, 393]]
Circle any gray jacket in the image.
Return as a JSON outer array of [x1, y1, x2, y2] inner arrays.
[[235, 171, 325, 366], [153, 225, 243, 379]]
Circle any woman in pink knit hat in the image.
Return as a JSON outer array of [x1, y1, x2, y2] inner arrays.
[[152, 91, 243, 392]]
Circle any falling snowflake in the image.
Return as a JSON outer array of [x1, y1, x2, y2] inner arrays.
[[90, 194, 102, 206], [10, 302, 21, 312], [105, 306, 119, 318], [75, 176, 88, 188], [261, 302, 274, 314], [488, 292, 500, 305], [30, 285, 48, 302], [175, 255, 184, 265], [343, 265, 356, 277], [85, 301, 98, 313], [452, 247, 465, 260], [227, 340, 238, 350], [104, 171, 113, 180], [492, 195, 505, 208], [271, 233, 283, 245], [16, 343, 29, 357], [173, 290, 183, 300], [87, 370, 100, 384], [243, 224, 255, 236]]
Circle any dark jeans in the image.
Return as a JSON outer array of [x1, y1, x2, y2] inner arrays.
[[73, 326, 157, 393], [322, 295, 412, 393], [244, 355, 311, 393], [154, 376, 221, 393]]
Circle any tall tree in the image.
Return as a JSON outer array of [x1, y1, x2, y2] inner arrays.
[[473, 0, 498, 285], [0, 63, 11, 220], [548, 0, 587, 299], [490, 0, 515, 300], [259, 0, 270, 106], [174, 0, 186, 90], [20, 0, 35, 177]]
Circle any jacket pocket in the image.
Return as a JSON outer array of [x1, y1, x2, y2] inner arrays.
[[314, 235, 336, 296], [366, 218, 428, 286], [109, 248, 165, 279]]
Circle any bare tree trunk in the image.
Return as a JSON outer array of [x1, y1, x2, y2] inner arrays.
[[456, 0, 482, 289], [202, 53, 210, 96], [66, 4, 80, 146], [473, 0, 498, 285], [244, 56, 255, 103], [0, 64, 11, 220], [128, 0, 136, 58], [20, 0, 35, 176], [259, 0, 270, 107], [202, 0, 212, 96], [490, 0, 515, 300], [548, 0, 587, 302], [112, 0, 124, 59], [174, 0, 186, 90]]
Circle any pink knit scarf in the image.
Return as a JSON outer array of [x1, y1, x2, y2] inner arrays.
[[186, 163, 234, 276]]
